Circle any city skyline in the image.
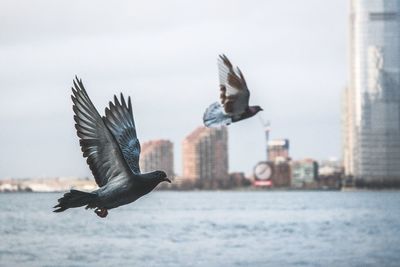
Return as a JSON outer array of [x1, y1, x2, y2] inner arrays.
[[0, 0, 347, 178]]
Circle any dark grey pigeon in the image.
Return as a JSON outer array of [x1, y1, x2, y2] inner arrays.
[[53, 77, 171, 218], [203, 54, 263, 127]]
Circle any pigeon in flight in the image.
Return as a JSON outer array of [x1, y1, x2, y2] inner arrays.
[[53, 77, 171, 218], [203, 54, 263, 127]]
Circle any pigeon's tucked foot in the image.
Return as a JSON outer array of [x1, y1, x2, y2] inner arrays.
[[95, 208, 108, 218]]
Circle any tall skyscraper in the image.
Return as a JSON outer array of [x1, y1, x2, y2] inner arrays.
[[343, 0, 400, 184], [139, 140, 174, 178], [182, 127, 228, 182]]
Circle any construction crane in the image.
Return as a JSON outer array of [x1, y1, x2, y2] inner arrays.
[[258, 115, 271, 161]]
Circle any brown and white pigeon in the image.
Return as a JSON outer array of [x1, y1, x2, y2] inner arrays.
[[203, 54, 263, 127]]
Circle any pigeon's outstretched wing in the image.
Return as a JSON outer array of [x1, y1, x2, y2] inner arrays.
[[203, 102, 232, 127], [218, 54, 250, 115], [103, 94, 141, 174], [71, 77, 133, 187]]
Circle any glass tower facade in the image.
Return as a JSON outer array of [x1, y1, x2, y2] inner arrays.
[[344, 0, 400, 184]]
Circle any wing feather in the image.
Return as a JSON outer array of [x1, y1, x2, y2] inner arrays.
[[71, 77, 133, 187], [103, 93, 141, 174], [218, 54, 250, 115]]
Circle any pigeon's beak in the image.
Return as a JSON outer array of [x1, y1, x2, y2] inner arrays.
[[164, 178, 172, 183]]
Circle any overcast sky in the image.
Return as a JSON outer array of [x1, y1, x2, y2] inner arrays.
[[0, 0, 347, 178]]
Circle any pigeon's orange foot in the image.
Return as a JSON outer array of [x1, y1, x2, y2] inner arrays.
[[95, 208, 108, 218]]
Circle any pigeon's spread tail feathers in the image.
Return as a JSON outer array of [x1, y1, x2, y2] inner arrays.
[[203, 102, 232, 127], [53, 190, 97, 212]]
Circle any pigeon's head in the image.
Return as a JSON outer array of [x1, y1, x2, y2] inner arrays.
[[249, 105, 263, 115], [154, 170, 171, 183]]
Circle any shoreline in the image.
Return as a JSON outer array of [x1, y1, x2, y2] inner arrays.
[[1, 188, 400, 193]]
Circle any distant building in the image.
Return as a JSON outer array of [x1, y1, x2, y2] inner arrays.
[[318, 158, 343, 177], [182, 127, 228, 184], [291, 159, 318, 188], [229, 172, 251, 188], [343, 0, 400, 185], [167, 175, 186, 190], [271, 160, 291, 187], [268, 139, 290, 162], [140, 139, 174, 178]]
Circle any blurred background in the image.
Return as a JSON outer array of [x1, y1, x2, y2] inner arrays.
[[0, 0, 346, 179]]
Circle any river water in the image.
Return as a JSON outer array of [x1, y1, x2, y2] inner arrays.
[[1, 191, 400, 267]]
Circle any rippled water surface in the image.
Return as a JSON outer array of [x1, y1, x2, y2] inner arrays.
[[1, 191, 400, 267]]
